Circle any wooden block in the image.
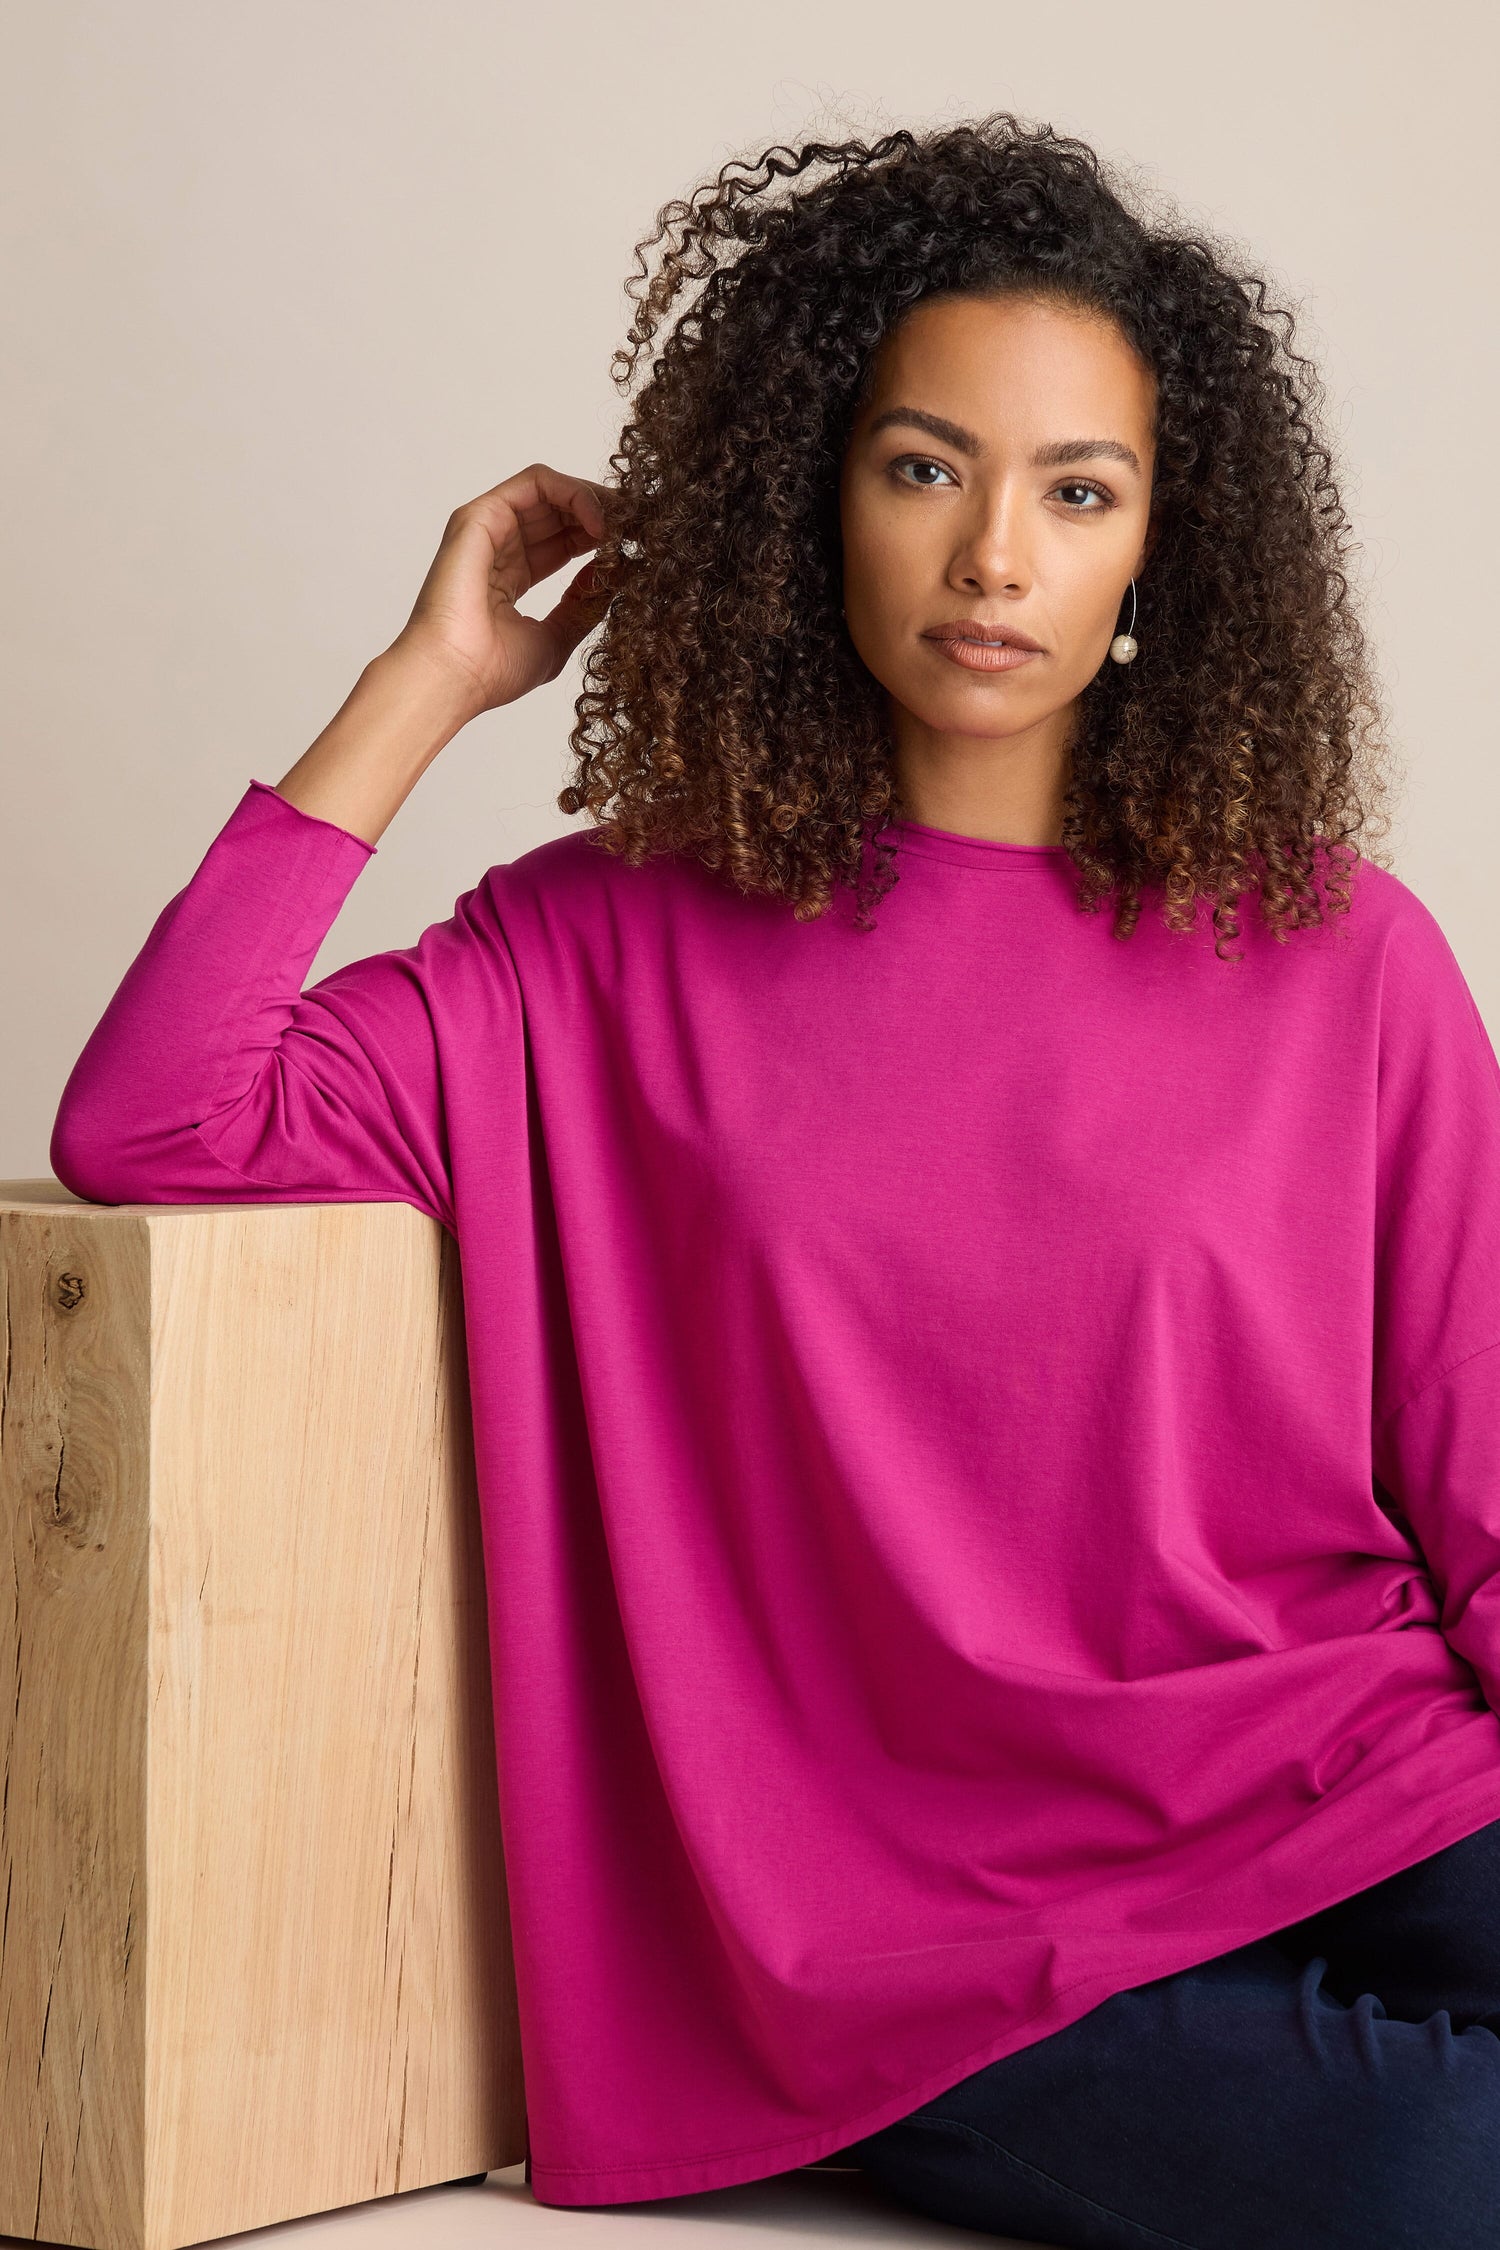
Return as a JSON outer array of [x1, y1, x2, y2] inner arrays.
[[0, 1181, 525, 2250]]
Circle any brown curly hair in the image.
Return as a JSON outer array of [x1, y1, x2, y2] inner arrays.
[[558, 112, 1397, 957]]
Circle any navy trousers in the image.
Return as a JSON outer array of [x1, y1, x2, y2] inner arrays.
[[844, 1813, 1500, 2249]]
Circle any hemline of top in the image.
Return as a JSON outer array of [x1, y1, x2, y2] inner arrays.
[[886, 818, 1071, 870], [525, 1753, 1500, 2208]]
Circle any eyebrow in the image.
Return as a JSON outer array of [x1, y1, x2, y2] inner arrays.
[[865, 406, 1142, 476]]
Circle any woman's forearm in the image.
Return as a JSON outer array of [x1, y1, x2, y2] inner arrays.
[[272, 638, 481, 847]]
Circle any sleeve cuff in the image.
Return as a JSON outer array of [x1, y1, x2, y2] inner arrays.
[[246, 777, 378, 858]]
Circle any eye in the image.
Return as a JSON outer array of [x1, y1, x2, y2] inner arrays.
[[1053, 479, 1114, 512], [891, 454, 958, 488]]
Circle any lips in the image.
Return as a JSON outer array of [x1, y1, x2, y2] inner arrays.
[[923, 620, 1044, 652], [922, 620, 1044, 675]]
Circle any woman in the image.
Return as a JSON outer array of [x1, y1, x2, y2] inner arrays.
[[50, 115, 1500, 2246]]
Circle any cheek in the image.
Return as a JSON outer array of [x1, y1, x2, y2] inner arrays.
[[838, 495, 879, 599], [842, 498, 927, 624]]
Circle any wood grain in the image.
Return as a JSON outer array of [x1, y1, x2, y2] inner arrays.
[[0, 1183, 524, 2250]]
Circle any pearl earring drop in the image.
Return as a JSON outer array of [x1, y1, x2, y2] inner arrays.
[[1109, 579, 1139, 664]]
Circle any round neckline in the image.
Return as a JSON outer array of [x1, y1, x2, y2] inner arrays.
[[886, 818, 1070, 871]]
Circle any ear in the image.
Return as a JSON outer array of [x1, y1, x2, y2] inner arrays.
[[1137, 511, 1162, 574]]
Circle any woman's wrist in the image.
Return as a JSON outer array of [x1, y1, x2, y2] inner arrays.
[[272, 640, 480, 847]]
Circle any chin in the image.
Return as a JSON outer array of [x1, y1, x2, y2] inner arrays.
[[904, 688, 1039, 740]]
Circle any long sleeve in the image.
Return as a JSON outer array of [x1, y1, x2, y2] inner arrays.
[[1369, 889, 1500, 1713], [50, 778, 465, 1236]]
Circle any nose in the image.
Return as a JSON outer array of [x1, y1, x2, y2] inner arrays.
[[947, 488, 1030, 597]]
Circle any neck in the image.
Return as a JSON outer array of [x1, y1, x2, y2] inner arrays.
[[889, 702, 1073, 847]]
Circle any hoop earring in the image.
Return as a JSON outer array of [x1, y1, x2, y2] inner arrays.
[[1109, 579, 1138, 664]]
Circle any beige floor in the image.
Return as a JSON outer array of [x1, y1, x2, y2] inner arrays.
[[133, 2161, 1047, 2249]]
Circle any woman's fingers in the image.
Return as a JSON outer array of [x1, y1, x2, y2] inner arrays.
[[394, 465, 613, 715], [507, 517, 598, 592], [469, 465, 607, 557], [532, 558, 612, 678], [509, 482, 608, 547]]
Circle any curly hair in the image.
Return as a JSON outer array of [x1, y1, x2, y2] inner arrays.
[[558, 113, 1397, 957]]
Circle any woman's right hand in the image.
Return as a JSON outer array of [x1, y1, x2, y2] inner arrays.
[[386, 463, 611, 721]]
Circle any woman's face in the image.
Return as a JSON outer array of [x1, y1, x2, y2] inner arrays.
[[838, 291, 1158, 756]]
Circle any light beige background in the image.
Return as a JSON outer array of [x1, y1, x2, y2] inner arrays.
[[6, 0, 1496, 1177]]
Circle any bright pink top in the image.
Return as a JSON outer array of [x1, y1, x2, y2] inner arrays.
[[50, 777, 1500, 2205]]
